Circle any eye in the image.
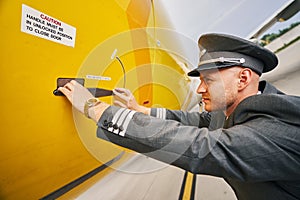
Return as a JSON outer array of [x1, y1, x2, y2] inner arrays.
[[204, 77, 213, 83]]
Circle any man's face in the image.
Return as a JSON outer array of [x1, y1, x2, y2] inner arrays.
[[196, 68, 239, 112]]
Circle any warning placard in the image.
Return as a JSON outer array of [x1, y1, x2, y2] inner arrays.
[[21, 4, 76, 47]]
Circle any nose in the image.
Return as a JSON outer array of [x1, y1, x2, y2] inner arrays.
[[196, 81, 207, 94]]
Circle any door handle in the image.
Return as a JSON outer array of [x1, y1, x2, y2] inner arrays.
[[53, 78, 113, 97]]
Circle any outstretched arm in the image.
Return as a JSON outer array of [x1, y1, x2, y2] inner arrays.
[[113, 88, 212, 127]]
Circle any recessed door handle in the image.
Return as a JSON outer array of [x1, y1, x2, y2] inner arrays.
[[53, 78, 113, 97]]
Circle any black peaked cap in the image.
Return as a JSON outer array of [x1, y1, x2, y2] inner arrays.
[[188, 33, 278, 76]]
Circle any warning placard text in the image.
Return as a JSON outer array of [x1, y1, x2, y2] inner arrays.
[[21, 4, 76, 47]]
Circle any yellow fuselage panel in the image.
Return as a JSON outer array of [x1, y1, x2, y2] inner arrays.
[[0, 0, 189, 199]]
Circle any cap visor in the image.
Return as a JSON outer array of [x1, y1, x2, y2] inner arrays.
[[187, 63, 237, 77]]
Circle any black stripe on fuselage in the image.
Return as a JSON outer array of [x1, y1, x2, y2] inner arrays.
[[40, 151, 124, 200]]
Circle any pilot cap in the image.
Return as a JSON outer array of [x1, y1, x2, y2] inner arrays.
[[188, 33, 278, 76]]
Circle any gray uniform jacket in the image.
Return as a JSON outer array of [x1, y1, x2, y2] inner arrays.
[[97, 81, 300, 200]]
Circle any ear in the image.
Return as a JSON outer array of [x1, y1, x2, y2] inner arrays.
[[238, 68, 252, 90]]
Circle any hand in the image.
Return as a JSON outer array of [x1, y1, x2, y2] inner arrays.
[[58, 80, 95, 114], [58, 80, 110, 122], [113, 88, 150, 115]]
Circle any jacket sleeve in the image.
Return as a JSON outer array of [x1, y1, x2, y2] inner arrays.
[[97, 105, 300, 182], [150, 108, 211, 128]]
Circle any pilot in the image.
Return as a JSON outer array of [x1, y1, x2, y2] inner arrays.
[[59, 33, 300, 200]]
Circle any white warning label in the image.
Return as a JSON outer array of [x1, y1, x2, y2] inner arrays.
[[21, 4, 76, 47]]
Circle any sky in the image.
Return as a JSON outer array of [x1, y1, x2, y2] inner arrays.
[[161, 0, 299, 40], [159, 0, 299, 66]]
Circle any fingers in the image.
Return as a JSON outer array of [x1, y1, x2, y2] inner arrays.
[[113, 88, 133, 103], [114, 88, 127, 93], [58, 86, 72, 102], [113, 91, 130, 103], [114, 88, 131, 96], [123, 88, 132, 96], [113, 100, 127, 108], [113, 89, 127, 98], [65, 82, 74, 91], [58, 80, 78, 102], [112, 89, 122, 96], [113, 89, 124, 98]]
